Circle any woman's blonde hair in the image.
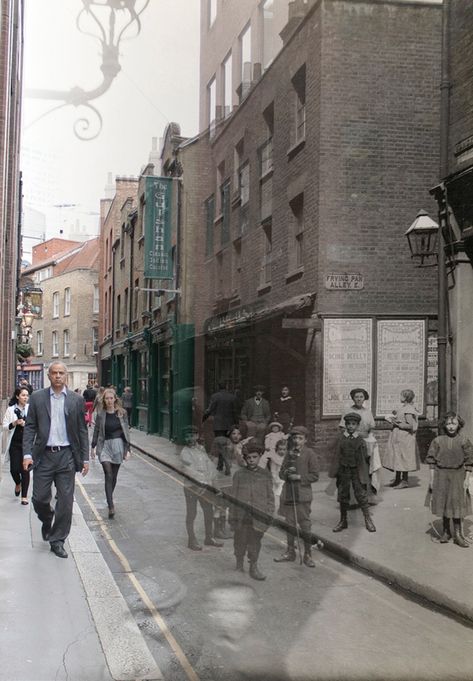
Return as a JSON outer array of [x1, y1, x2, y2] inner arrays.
[[101, 388, 126, 417]]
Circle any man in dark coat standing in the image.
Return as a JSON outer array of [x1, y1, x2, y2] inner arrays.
[[202, 382, 238, 437], [23, 362, 89, 559]]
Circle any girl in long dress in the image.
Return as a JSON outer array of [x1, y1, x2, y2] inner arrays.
[[425, 412, 473, 547], [382, 389, 419, 488]]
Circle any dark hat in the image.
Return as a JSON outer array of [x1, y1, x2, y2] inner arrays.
[[253, 384, 266, 393], [344, 412, 361, 423], [290, 425, 309, 436], [350, 388, 369, 401], [243, 440, 264, 456]]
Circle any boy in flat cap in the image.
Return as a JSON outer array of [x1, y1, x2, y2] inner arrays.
[[229, 441, 274, 580], [274, 425, 319, 567], [329, 412, 376, 533]]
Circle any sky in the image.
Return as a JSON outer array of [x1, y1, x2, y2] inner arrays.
[[20, 0, 201, 259]]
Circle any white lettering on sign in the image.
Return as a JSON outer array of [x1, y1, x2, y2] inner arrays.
[[325, 273, 364, 290]]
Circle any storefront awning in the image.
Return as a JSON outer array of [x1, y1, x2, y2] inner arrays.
[[205, 292, 316, 334]]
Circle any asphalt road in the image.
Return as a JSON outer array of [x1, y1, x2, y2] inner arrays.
[[75, 447, 473, 681]]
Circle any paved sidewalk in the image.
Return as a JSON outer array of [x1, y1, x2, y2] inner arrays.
[[130, 429, 473, 625], [0, 467, 161, 681]]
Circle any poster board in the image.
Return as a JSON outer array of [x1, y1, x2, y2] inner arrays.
[[322, 318, 373, 416], [375, 319, 426, 416]]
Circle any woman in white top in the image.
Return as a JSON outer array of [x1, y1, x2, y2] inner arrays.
[[3, 387, 30, 504]]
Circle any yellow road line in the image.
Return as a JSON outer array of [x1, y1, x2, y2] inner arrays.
[[76, 478, 200, 681]]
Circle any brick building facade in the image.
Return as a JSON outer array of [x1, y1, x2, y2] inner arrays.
[[0, 0, 24, 409], [196, 0, 442, 464]]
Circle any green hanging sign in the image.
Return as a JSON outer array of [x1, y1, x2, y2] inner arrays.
[[144, 176, 173, 279]]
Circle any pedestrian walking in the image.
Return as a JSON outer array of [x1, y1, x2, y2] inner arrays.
[[91, 388, 131, 519], [229, 441, 274, 580], [121, 386, 133, 425], [240, 385, 271, 443], [180, 426, 223, 551], [329, 412, 376, 533], [425, 411, 473, 547], [274, 426, 319, 567], [3, 387, 30, 505], [82, 383, 97, 426], [382, 389, 420, 488], [272, 385, 296, 433], [22, 362, 89, 559], [202, 381, 238, 438]]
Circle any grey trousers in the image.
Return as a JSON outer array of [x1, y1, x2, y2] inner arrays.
[[32, 447, 76, 544]]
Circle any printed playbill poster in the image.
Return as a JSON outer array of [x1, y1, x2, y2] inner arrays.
[[323, 318, 373, 416]]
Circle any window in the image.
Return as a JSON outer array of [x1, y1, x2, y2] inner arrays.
[[138, 350, 149, 404], [52, 331, 58, 357], [36, 330, 43, 356], [208, 76, 216, 133], [292, 64, 306, 145], [93, 284, 99, 313], [239, 162, 250, 206], [262, 0, 281, 69], [104, 290, 108, 334], [288, 194, 304, 272], [36, 266, 52, 282], [205, 195, 215, 257], [63, 329, 70, 357], [240, 23, 251, 99], [116, 295, 121, 330], [124, 288, 129, 327], [232, 242, 241, 292], [222, 52, 232, 118], [208, 0, 217, 27], [221, 180, 231, 246], [134, 278, 140, 319], [260, 223, 272, 286], [92, 327, 98, 354], [64, 287, 71, 316], [120, 224, 125, 260], [233, 139, 244, 191], [260, 138, 273, 176], [52, 292, 59, 318]]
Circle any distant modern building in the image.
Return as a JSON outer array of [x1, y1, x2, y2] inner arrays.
[[20, 238, 100, 389], [0, 0, 24, 408]]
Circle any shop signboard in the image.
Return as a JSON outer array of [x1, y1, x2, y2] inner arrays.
[[144, 176, 173, 279]]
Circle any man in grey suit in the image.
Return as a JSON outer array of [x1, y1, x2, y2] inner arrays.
[[23, 362, 89, 558]]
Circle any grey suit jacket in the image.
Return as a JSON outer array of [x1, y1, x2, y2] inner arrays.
[[23, 388, 89, 472]]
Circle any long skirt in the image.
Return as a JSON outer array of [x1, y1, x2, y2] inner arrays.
[[427, 467, 472, 518]]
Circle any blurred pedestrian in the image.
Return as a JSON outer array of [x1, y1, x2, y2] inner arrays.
[[91, 388, 131, 519], [274, 426, 319, 567], [240, 385, 271, 443], [382, 389, 420, 488], [202, 381, 238, 438], [22, 362, 89, 559], [272, 385, 296, 433], [3, 387, 30, 504], [229, 441, 274, 580], [329, 412, 376, 533], [180, 426, 223, 551], [121, 386, 133, 425], [425, 411, 473, 547], [83, 383, 97, 426]]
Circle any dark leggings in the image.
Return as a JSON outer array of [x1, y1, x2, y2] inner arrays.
[[10, 444, 30, 497], [101, 462, 121, 509]]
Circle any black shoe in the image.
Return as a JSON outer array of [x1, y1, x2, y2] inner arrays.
[[50, 543, 68, 559], [332, 519, 348, 533], [249, 563, 266, 581], [303, 553, 316, 568], [364, 514, 376, 533], [235, 558, 245, 572], [41, 522, 52, 542], [188, 540, 202, 551], [274, 550, 296, 563], [14, 484, 21, 497], [108, 507, 115, 519], [204, 537, 223, 547]]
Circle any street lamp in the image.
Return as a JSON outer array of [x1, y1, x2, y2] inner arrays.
[[404, 210, 439, 266]]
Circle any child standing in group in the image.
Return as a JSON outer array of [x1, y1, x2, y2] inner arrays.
[[229, 441, 274, 580], [425, 412, 473, 547], [329, 412, 376, 533], [259, 435, 287, 511]]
